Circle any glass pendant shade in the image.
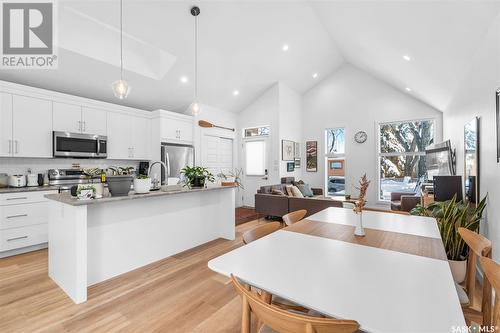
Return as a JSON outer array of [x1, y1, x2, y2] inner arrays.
[[112, 79, 131, 99], [190, 101, 201, 115]]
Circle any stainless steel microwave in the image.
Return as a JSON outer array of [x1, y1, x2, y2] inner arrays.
[[53, 131, 107, 158]]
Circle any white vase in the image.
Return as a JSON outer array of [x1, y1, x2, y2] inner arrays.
[[133, 178, 152, 194], [449, 259, 467, 283], [354, 211, 365, 237]]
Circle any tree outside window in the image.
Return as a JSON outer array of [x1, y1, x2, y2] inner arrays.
[[379, 120, 434, 200]]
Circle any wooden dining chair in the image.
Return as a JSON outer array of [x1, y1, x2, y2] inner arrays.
[[479, 257, 500, 328], [457, 228, 492, 325], [231, 274, 359, 333], [242, 222, 282, 245], [283, 210, 307, 226]]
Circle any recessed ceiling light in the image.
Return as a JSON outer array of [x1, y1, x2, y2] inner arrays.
[[403, 55, 411, 61], [282, 44, 289, 52], [180, 76, 188, 83], [405, 87, 412, 92], [233, 90, 239, 96], [312, 73, 318, 79]]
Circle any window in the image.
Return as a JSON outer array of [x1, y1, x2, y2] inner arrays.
[[245, 140, 266, 176], [244, 126, 270, 138], [325, 128, 346, 196], [378, 119, 434, 201]]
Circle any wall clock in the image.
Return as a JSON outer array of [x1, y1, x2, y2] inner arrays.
[[354, 131, 368, 144]]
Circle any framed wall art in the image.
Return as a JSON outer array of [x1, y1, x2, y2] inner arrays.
[[306, 141, 318, 172], [282, 140, 295, 161]]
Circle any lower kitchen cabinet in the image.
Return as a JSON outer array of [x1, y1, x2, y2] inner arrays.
[[0, 190, 56, 256]]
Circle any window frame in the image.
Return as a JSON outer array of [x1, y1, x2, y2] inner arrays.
[[324, 127, 347, 197], [376, 117, 435, 202]]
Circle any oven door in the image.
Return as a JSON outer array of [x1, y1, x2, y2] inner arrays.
[[53, 131, 107, 158]]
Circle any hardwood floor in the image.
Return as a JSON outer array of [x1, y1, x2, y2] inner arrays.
[[0, 219, 265, 333], [235, 207, 262, 226], [0, 217, 479, 332]]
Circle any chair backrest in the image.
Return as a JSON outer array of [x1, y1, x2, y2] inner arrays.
[[242, 222, 282, 244], [231, 275, 359, 333], [480, 257, 500, 328], [283, 209, 307, 226], [458, 227, 492, 315]]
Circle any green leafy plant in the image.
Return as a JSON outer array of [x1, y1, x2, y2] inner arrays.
[[136, 174, 150, 180], [82, 168, 101, 182], [108, 166, 135, 176], [411, 195, 487, 261], [180, 166, 214, 188]]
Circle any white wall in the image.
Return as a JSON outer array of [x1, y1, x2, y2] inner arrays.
[[442, 14, 500, 259], [192, 104, 241, 207], [301, 64, 443, 204], [278, 83, 303, 180]]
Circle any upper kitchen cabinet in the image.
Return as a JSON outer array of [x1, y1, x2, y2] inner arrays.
[[53, 102, 82, 133], [107, 112, 151, 160], [12, 95, 52, 158], [53, 103, 107, 135], [0, 93, 13, 157], [82, 107, 107, 136], [158, 111, 193, 144]]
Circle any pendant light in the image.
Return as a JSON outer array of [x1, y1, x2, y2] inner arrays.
[[190, 6, 201, 115], [112, 0, 131, 99]]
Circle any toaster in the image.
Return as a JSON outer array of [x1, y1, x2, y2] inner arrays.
[[8, 175, 26, 187]]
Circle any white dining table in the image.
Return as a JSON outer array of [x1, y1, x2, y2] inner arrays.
[[208, 208, 465, 333], [307, 207, 441, 239]]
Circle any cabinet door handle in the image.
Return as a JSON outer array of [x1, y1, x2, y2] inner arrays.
[[6, 214, 28, 219], [14, 140, 18, 154], [83, 121, 86, 132], [8, 139, 11, 154], [78, 121, 81, 132], [6, 197, 27, 201], [7, 236, 28, 242]]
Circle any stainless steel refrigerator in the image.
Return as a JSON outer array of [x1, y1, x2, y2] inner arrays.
[[161, 143, 195, 184]]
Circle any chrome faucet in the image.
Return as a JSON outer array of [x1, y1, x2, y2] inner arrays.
[[148, 161, 168, 186]]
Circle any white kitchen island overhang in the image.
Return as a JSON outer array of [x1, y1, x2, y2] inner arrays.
[[45, 186, 235, 304]]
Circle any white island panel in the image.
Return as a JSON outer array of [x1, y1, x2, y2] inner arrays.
[[47, 186, 235, 304]]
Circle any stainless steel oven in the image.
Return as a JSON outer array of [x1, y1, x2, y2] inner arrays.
[[53, 131, 107, 158]]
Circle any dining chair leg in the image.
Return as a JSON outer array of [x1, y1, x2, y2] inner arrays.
[[255, 290, 273, 331], [242, 295, 251, 333], [482, 277, 492, 327]]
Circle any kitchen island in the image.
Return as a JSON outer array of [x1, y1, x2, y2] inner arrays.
[[45, 186, 235, 304]]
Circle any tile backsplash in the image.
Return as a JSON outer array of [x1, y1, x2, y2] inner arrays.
[[0, 158, 141, 176]]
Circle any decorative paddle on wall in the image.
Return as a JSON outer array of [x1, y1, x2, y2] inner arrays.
[[198, 120, 235, 132]]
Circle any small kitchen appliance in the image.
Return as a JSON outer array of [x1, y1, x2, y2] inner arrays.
[[27, 174, 38, 187], [8, 175, 26, 187]]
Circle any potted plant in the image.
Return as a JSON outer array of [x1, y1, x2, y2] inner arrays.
[[217, 168, 244, 189], [411, 195, 487, 283], [180, 166, 214, 188], [83, 168, 103, 198], [107, 166, 135, 196], [133, 174, 151, 194]]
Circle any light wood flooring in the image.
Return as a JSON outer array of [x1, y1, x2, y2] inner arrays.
[[0, 218, 480, 333]]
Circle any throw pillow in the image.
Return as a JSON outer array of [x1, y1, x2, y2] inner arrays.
[[291, 185, 304, 198], [296, 183, 314, 197], [285, 185, 294, 196], [271, 189, 286, 196]]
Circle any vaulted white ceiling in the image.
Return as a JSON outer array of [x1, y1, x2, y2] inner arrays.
[[0, 1, 498, 113]]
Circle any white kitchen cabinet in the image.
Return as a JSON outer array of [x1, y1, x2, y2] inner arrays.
[[0, 190, 56, 255], [108, 111, 151, 160], [0, 93, 13, 157], [82, 107, 107, 135], [160, 114, 193, 143], [12, 95, 52, 158], [107, 112, 132, 160], [53, 102, 82, 133], [53, 103, 107, 136], [132, 116, 151, 160]]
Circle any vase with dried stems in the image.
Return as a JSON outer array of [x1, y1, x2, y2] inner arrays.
[[353, 174, 370, 236]]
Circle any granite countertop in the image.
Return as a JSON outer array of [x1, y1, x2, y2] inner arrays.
[[0, 186, 59, 194], [44, 185, 236, 206]]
